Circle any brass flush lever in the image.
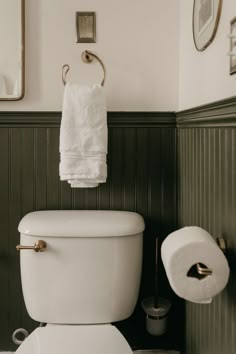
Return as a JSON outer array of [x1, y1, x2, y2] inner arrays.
[[16, 240, 47, 252]]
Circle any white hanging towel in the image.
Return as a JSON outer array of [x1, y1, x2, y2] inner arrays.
[[60, 83, 107, 188]]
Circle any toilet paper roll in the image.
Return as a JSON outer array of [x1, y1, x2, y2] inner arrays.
[[161, 227, 230, 304]]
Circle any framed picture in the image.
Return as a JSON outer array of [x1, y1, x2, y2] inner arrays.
[[230, 17, 236, 75], [193, 0, 222, 51]]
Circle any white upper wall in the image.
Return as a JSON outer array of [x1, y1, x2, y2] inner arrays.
[[0, 0, 180, 112], [179, 0, 236, 111]]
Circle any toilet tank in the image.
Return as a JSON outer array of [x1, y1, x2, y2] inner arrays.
[[18, 210, 145, 324]]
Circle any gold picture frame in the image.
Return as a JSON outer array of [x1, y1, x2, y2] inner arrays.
[[0, 0, 25, 100], [193, 0, 222, 51]]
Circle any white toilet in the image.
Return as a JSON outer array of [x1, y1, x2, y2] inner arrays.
[[16, 210, 145, 354]]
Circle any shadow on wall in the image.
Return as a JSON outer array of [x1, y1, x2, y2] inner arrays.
[[226, 247, 236, 300]]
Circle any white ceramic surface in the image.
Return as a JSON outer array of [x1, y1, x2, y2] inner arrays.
[[15, 325, 133, 354], [19, 210, 144, 324], [1, 349, 181, 353], [1, 351, 181, 353], [18, 210, 145, 237]]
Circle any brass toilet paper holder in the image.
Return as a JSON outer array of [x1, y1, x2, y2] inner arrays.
[[194, 237, 226, 277]]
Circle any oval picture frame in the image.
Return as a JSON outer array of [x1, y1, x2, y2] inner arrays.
[[193, 0, 222, 51]]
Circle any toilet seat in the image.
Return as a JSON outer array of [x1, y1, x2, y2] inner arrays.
[[15, 324, 133, 354]]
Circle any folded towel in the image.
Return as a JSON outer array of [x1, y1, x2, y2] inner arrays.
[[60, 83, 107, 188]]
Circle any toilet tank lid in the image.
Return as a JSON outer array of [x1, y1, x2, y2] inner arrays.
[[18, 210, 145, 237]]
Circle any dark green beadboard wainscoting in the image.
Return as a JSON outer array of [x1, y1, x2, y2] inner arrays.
[[0, 112, 183, 352], [177, 97, 236, 354]]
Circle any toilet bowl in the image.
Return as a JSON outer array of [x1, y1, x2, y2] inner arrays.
[[16, 325, 133, 354], [16, 210, 145, 354]]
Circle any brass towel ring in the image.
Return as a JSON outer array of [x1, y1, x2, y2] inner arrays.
[[62, 50, 106, 86]]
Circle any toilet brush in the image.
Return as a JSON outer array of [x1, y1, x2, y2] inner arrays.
[[142, 237, 171, 336], [154, 237, 159, 308]]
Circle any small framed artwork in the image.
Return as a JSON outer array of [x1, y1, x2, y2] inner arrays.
[[76, 12, 96, 43], [230, 17, 236, 75], [193, 0, 222, 51]]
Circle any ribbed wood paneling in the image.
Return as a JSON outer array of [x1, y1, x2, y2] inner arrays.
[[178, 126, 236, 354], [0, 113, 181, 351]]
